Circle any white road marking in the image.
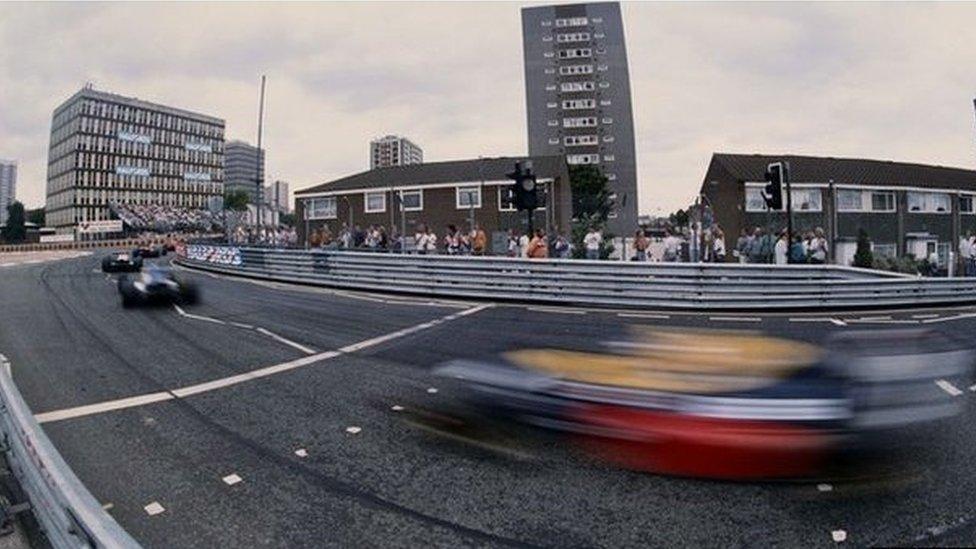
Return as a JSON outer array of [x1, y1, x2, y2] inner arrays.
[[229, 321, 254, 329], [830, 318, 848, 326], [255, 327, 316, 355], [846, 318, 918, 325], [789, 317, 834, 323], [35, 304, 492, 423], [817, 483, 833, 492], [345, 426, 362, 434], [426, 387, 439, 394], [222, 473, 243, 486], [102, 502, 114, 511], [857, 315, 891, 321], [526, 306, 587, 315], [912, 314, 940, 319], [294, 448, 308, 458], [832, 530, 847, 543], [391, 405, 405, 411], [923, 312, 976, 324], [35, 392, 175, 424], [970, 384, 976, 392], [936, 379, 964, 397], [0, 263, 13, 267], [172, 304, 226, 325], [144, 502, 165, 516], [709, 316, 761, 322], [617, 313, 670, 320]]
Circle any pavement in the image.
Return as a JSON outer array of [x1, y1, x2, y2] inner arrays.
[[1, 252, 975, 547]]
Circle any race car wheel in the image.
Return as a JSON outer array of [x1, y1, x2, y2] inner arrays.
[[118, 276, 138, 308], [101, 257, 114, 273]]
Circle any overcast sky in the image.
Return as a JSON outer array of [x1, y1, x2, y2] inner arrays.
[[2, 1, 976, 214]]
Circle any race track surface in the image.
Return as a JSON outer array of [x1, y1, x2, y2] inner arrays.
[[1, 252, 975, 547]]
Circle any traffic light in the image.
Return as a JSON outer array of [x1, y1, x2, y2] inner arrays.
[[763, 162, 787, 210], [506, 160, 539, 211]]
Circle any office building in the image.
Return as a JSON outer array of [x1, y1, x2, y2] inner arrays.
[[0, 159, 16, 226], [45, 86, 224, 233], [224, 140, 265, 203], [370, 135, 424, 169], [296, 156, 571, 252], [521, 1, 639, 234], [701, 153, 976, 266], [264, 180, 290, 213]]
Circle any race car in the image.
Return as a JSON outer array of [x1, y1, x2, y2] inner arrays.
[[132, 245, 166, 258], [118, 266, 199, 308], [101, 251, 143, 273]]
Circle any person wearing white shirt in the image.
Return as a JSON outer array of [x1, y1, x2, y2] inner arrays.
[[774, 232, 788, 265], [583, 228, 603, 260]]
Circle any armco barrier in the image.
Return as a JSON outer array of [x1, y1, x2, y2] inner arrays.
[[0, 237, 166, 254], [176, 245, 976, 310], [0, 355, 139, 548]]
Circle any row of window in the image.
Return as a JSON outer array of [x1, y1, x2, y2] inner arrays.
[[564, 135, 598, 146], [305, 186, 551, 220], [554, 17, 589, 27], [745, 188, 974, 214], [79, 99, 223, 138], [557, 32, 590, 42], [79, 117, 223, 148]]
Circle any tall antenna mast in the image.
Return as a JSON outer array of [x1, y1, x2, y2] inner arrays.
[[256, 75, 266, 229]]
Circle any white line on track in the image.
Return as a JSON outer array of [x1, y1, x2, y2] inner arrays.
[[172, 304, 226, 325], [255, 327, 316, 355], [617, 313, 670, 320], [708, 316, 761, 322], [144, 502, 165, 516], [935, 379, 964, 397], [526, 306, 587, 315], [923, 312, 976, 324], [970, 384, 976, 392], [846, 318, 919, 325], [830, 318, 848, 326], [912, 314, 940, 319], [228, 321, 254, 329], [34, 304, 493, 424]]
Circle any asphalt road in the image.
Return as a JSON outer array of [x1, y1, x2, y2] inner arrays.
[[1, 252, 976, 547]]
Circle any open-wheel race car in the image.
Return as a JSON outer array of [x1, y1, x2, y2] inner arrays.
[[101, 251, 143, 273], [118, 265, 199, 308]]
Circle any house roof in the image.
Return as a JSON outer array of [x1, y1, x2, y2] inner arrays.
[[295, 155, 567, 196], [709, 153, 976, 189]]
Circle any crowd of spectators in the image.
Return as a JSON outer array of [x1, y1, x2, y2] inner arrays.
[[732, 226, 829, 264], [111, 203, 233, 234]]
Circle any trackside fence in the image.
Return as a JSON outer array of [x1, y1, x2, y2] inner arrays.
[[174, 245, 976, 310], [0, 355, 139, 548]]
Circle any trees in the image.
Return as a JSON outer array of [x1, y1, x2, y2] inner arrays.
[[1, 202, 26, 244], [853, 228, 874, 268], [224, 190, 250, 211], [26, 207, 44, 226], [568, 165, 615, 259]]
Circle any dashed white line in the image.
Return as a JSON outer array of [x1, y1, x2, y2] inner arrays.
[[294, 448, 308, 458], [923, 312, 976, 324], [970, 384, 976, 393], [345, 426, 362, 434], [255, 327, 316, 355], [709, 316, 761, 322], [391, 404, 405, 411], [426, 387, 439, 394], [617, 313, 670, 320], [144, 501, 165, 516], [817, 483, 833, 492], [831, 530, 847, 543], [221, 473, 243, 486], [35, 304, 492, 423], [228, 321, 254, 329], [830, 318, 848, 326], [936, 379, 964, 396], [912, 314, 940, 319], [846, 318, 918, 325]]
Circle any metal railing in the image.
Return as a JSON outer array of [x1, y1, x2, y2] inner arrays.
[[174, 245, 976, 310], [0, 354, 139, 548], [0, 237, 167, 254]]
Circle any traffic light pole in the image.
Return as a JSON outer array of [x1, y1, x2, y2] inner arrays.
[[785, 175, 794, 263]]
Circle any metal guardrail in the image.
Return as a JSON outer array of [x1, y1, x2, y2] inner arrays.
[[0, 237, 167, 254], [0, 354, 140, 548], [175, 245, 976, 310]]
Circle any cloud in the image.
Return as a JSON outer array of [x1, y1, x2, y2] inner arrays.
[[1, 1, 975, 216]]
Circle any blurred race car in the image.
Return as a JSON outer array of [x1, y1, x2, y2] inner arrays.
[[118, 266, 199, 308], [132, 245, 166, 258], [101, 251, 143, 273], [434, 327, 974, 480]]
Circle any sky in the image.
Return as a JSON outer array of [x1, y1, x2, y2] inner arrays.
[[2, 1, 976, 215]]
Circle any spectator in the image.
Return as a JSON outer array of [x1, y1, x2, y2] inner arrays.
[[967, 233, 976, 276], [553, 234, 571, 259], [774, 231, 788, 265], [662, 230, 680, 262], [507, 230, 520, 257], [747, 228, 765, 263], [471, 225, 488, 256], [518, 231, 531, 258], [789, 234, 807, 264], [633, 229, 649, 262], [808, 228, 828, 264], [712, 228, 726, 263], [734, 228, 750, 264], [415, 224, 431, 254], [584, 226, 603, 260], [527, 229, 549, 258]]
